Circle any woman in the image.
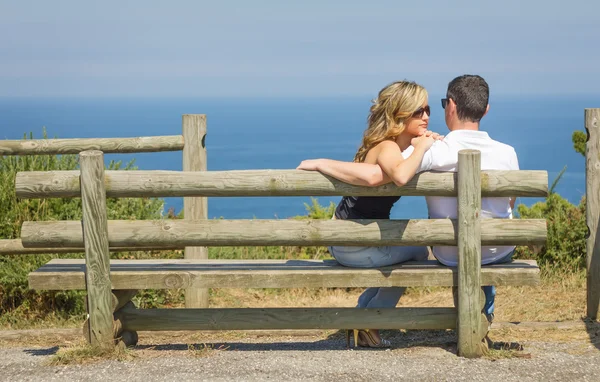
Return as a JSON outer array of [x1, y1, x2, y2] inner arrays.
[[297, 80, 440, 348]]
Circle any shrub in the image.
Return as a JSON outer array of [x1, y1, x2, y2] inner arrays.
[[0, 132, 166, 322], [515, 193, 587, 274]]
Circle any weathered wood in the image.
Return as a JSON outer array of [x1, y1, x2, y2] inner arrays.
[[20, 218, 547, 248], [587, 108, 600, 320], [112, 290, 138, 312], [457, 150, 483, 358], [80, 150, 113, 347], [119, 307, 458, 331], [0, 238, 184, 254], [0, 135, 184, 155], [183, 114, 209, 308], [15, 169, 549, 199], [113, 301, 138, 347], [28, 259, 540, 290]]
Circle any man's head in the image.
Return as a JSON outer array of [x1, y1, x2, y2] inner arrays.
[[442, 75, 489, 130]]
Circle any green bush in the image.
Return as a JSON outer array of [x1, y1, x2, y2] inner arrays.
[[515, 193, 587, 274], [0, 133, 166, 323]]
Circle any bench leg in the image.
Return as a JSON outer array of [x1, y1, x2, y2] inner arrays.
[[83, 290, 139, 347], [113, 290, 139, 348]]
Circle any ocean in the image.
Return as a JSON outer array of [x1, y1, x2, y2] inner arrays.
[[0, 95, 594, 219]]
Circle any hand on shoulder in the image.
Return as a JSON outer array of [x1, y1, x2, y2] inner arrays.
[[411, 130, 444, 151]]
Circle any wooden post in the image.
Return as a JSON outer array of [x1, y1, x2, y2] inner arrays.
[[182, 114, 209, 308], [586, 108, 600, 320], [457, 149, 483, 358], [80, 150, 114, 347]]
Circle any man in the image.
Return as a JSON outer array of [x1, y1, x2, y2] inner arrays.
[[398, 74, 518, 323], [297, 74, 518, 323]]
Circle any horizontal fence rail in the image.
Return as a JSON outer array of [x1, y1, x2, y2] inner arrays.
[[15, 169, 549, 198], [0, 136, 184, 155], [119, 307, 458, 331], [0, 239, 184, 255], [21, 219, 547, 248]]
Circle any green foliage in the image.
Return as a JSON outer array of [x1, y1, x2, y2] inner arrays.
[[515, 193, 587, 273], [302, 197, 336, 220], [0, 132, 166, 324], [515, 138, 587, 275], [572, 130, 586, 157]]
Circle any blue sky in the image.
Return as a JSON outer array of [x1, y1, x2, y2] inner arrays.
[[1, 0, 598, 97]]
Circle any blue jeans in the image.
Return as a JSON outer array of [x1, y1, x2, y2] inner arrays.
[[328, 245, 429, 308], [481, 250, 515, 316]]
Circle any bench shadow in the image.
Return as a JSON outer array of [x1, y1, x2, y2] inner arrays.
[[584, 317, 600, 351], [23, 346, 59, 356], [134, 329, 458, 354]]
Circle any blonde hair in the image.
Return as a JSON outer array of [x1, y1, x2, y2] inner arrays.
[[353, 81, 428, 163]]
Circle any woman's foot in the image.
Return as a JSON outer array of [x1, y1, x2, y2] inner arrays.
[[358, 329, 391, 348]]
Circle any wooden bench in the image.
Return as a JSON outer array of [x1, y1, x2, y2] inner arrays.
[[17, 149, 548, 358]]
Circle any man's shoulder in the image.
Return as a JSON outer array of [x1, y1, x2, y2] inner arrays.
[[487, 137, 518, 156]]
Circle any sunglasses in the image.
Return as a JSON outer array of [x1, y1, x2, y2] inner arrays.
[[411, 105, 431, 118], [441, 98, 451, 109]]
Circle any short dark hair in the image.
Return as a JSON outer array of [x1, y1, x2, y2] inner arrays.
[[446, 75, 489, 122]]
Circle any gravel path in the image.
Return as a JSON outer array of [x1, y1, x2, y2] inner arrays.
[[2, 330, 600, 381]]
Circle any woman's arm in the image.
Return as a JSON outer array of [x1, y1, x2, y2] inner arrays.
[[296, 159, 392, 186], [297, 135, 436, 187], [374, 135, 433, 186]]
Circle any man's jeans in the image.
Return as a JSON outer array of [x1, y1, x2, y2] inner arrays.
[[328, 245, 429, 308]]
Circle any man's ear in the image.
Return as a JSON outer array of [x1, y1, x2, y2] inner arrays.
[[482, 104, 490, 117], [449, 98, 457, 115]]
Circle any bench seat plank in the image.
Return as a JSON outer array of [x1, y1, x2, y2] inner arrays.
[[29, 259, 540, 290]]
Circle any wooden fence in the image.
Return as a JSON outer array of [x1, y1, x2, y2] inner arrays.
[[17, 148, 548, 357], [0, 115, 208, 308]]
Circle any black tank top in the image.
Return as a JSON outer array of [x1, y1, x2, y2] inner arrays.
[[334, 195, 400, 219]]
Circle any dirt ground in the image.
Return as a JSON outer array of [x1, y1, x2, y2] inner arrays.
[[1, 323, 600, 382]]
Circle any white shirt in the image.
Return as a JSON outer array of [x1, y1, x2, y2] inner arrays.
[[402, 130, 519, 266]]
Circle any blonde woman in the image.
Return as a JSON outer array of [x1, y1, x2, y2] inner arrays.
[[297, 81, 440, 348]]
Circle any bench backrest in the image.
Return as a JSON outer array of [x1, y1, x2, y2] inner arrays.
[[15, 150, 548, 249]]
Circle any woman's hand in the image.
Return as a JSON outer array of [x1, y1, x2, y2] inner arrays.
[[418, 130, 444, 140], [410, 134, 436, 151], [297, 159, 322, 171]]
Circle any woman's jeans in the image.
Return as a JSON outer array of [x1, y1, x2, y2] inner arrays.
[[328, 245, 429, 308]]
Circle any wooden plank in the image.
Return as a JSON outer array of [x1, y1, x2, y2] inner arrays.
[[119, 307, 458, 331], [20, 218, 547, 248], [0, 238, 184, 255], [28, 259, 540, 290], [587, 108, 600, 319], [183, 114, 209, 308], [0, 135, 184, 155], [457, 150, 483, 358], [15, 169, 549, 199], [80, 150, 114, 347]]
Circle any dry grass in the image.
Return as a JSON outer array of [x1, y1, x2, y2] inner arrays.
[[47, 340, 136, 365], [207, 271, 586, 324], [187, 343, 229, 357]]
